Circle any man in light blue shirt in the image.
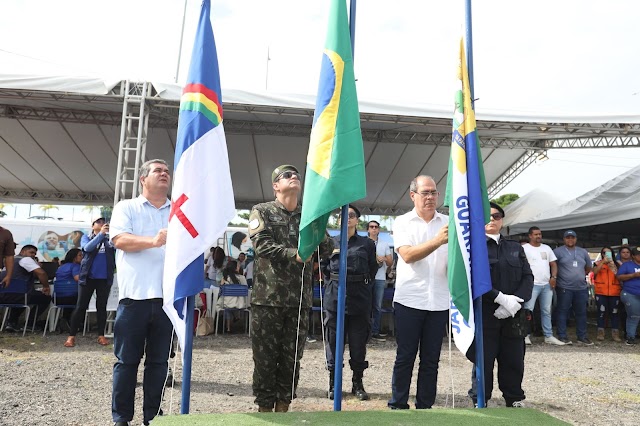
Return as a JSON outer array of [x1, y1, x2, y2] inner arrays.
[[109, 159, 172, 426]]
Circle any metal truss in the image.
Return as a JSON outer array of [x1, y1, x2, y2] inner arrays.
[[114, 81, 151, 204], [3, 82, 640, 206], [487, 150, 542, 198], [0, 189, 112, 204]]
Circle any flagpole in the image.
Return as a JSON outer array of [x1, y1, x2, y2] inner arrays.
[[333, 205, 348, 411], [181, 295, 195, 413], [349, 0, 357, 57], [332, 0, 358, 412], [465, 0, 486, 409], [175, 0, 188, 83]]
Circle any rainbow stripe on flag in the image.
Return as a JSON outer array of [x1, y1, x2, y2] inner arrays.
[[180, 83, 223, 126]]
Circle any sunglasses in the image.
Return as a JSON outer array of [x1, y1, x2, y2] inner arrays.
[[490, 213, 503, 220], [348, 212, 358, 219], [368, 225, 379, 229], [276, 171, 300, 181]]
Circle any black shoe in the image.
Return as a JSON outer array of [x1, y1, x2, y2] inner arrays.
[[306, 335, 317, 343], [371, 334, 386, 342], [577, 337, 594, 346], [328, 372, 335, 400], [626, 337, 637, 346], [559, 337, 573, 345], [3, 322, 18, 332], [352, 375, 369, 401], [114, 422, 130, 426], [378, 332, 388, 337]]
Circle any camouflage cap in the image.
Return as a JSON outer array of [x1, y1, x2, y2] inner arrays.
[[272, 164, 299, 183]]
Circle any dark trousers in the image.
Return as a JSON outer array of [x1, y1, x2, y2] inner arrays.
[[556, 287, 589, 339], [69, 279, 111, 336], [4, 291, 52, 324], [595, 294, 620, 329], [324, 309, 370, 373], [251, 305, 308, 407], [466, 319, 526, 405], [112, 298, 173, 424], [388, 303, 448, 409]]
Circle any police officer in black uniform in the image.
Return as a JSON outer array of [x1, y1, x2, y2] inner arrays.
[[323, 205, 378, 401], [466, 202, 534, 407]]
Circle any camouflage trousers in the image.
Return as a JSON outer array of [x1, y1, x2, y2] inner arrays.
[[251, 304, 309, 407]]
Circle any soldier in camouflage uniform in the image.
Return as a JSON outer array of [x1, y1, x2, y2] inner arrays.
[[249, 164, 334, 413]]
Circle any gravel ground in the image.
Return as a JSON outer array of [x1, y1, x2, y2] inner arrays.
[[1, 325, 639, 426]]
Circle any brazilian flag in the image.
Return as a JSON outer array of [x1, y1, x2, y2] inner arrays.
[[298, 0, 366, 260]]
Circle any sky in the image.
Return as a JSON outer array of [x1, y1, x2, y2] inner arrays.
[[1, 0, 640, 219]]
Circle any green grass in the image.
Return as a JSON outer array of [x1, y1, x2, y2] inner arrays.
[[153, 408, 569, 425]]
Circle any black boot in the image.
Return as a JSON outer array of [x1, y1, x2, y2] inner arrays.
[[351, 371, 369, 401], [328, 371, 335, 400]]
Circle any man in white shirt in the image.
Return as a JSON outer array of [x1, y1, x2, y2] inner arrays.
[[110, 159, 172, 426], [367, 220, 393, 341], [388, 176, 449, 410], [522, 227, 564, 345]]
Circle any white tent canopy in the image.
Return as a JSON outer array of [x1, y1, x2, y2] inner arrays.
[[503, 189, 565, 230], [2, 74, 640, 214], [505, 164, 640, 246]]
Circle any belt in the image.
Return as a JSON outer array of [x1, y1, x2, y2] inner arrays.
[[330, 273, 369, 282]]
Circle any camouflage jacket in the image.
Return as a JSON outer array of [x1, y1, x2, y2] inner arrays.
[[249, 200, 334, 308]]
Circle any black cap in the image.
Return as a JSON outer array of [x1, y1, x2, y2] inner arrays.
[[349, 205, 361, 218], [489, 202, 505, 219]]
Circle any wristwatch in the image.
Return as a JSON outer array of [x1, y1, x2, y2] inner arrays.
[[550, 276, 557, 279]]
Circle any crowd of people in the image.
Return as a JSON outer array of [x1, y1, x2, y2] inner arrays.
[[1, 162, 639, 425]]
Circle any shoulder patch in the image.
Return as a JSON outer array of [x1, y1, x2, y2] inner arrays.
[[248, 209, 265, 237]]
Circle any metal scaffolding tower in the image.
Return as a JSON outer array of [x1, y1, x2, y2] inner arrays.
[[114, 81, 151, 205]]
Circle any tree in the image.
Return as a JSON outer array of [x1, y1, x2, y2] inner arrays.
[[490, 193, 519, 208], [237, 211, 250, 222], [39, 204, 59, 217], [100, 205, 113, 221]]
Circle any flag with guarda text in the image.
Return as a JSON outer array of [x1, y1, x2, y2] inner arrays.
[[443, 38, 493, 355], [298, 0, 366, 260], [163, 0, 235, 352]]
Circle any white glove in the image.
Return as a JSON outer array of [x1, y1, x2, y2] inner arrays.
[[494, 292, 524, 317], [494, 305, 511, 319]]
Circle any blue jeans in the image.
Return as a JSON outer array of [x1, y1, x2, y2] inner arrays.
[[620, 291, 640, 339], [388, 303, 448, 409], [371, 279, 386, 335], [555, 287, 589, 340], [524, 284, 553, 337], [112, 298, 173, 424], [595, 295, 620, 329]]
